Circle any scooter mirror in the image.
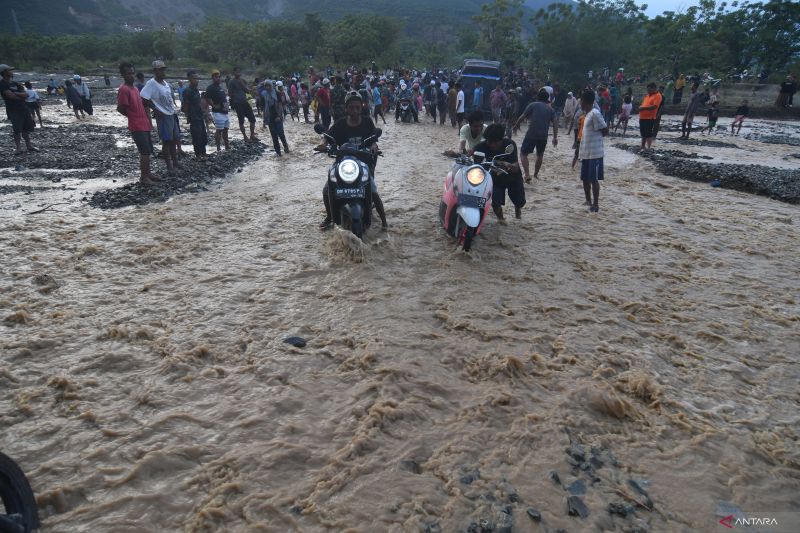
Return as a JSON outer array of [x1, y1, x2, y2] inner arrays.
[[313, 123, 325, 134], [473, 151, 486, 159]]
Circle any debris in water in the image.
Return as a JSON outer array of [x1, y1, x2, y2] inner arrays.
[[399, 459, 422, 474], [628, 479, 654, 509], [567, 495, 590, 518], [608, 502, 635, 517], [460, 469, 480, 485], [526, 507, 542, 522], [283, 336, 307, 348], [568, 479, 587, 495]]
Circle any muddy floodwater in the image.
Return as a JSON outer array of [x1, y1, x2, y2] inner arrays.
[[1, 106, 799, 532]]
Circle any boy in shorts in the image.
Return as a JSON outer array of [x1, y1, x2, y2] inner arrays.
[[731, 100, 748, 135], [577, 90, 608, 213], [117, 62, 157, 185], [702, 101, 719, 135]]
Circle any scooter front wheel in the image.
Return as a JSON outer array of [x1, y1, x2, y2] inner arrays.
[[460, 226, 476, 252], [0, 452, 40, 533]]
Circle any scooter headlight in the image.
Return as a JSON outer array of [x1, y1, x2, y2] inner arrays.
[[466, 167, 485, 186], [337, 159, 360, 184]]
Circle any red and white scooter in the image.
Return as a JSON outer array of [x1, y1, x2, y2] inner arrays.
[[438, 147, 512, 251]]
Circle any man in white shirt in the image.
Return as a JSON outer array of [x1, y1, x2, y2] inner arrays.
[[24, 81, 43, 127], [455, 82, 465, 128], [457, 110, 485, 155], [140, 60, 180, 175], [577, 90, 608, 213]]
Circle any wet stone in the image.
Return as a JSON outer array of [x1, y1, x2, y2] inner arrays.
[[567, 442, 586, 462], [499, 480, 519, 503], [549, 470, 562, 486], [567, 495, 590, 518], [494, 507, 513, 533], [466, 518, 494, 532], [568, 479, 587, 495], [283, 336, 307, 348], [526, 507, 542, 522], [608, 502, 636, 517], [460, 469, 480, 485], [399, 460, 422, 475], [422, 521, 442, 533]]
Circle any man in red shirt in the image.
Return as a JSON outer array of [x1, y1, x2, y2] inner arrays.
[[316, 78, 332, 129], [117, 62, 157, 185]]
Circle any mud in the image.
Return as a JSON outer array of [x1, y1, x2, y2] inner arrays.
[[1, 107, 799, 532]]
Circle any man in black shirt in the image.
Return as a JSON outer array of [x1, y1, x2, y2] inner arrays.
[[181, 70, 208, 158], [472, 123, 525, 221], [229, 66, 258, 143], [317, 92, 388, 230], [0, 64, 37, 154], [205, 70, 230, 151]]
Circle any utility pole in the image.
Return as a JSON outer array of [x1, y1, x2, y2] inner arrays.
[[11, 9, 23, 36]]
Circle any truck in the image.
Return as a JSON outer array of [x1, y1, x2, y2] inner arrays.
[[458, 59, 502, 119]]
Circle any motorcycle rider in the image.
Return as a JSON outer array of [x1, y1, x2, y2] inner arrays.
[[395, 80, 419, 123], [316, 91, 389, 230], [472, 123, 526, 221]]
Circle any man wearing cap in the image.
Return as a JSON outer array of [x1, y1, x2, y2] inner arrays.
[[205, 69, 230, 151], [228, 66, 258, 143], [316, 78, 332, 129], [117, 62, 157, 184], [140, 60, 180, 174], [181, 70, 208, 159], [1, 64, 38, 154], [73, 74, 93, 116], [315, 91, 388, 230]]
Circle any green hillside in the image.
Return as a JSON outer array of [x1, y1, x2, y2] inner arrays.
[[2, 0, 569, 35]]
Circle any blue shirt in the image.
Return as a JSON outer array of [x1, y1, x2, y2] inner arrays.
[[473, 86, 483, 108]]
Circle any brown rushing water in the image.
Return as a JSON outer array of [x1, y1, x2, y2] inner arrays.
[[1, 108, 799, 532]]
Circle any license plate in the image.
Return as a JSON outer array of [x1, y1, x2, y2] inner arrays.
[[337, 186, 365, 199], [458, 194, 486, 209]]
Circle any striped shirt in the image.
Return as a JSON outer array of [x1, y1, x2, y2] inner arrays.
[[578, 108, 607, 160]]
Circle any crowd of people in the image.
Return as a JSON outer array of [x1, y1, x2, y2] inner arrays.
[[0, 60, 796, 216]]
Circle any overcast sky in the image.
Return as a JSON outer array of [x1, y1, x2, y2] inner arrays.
[[640, 0, 704, 17]]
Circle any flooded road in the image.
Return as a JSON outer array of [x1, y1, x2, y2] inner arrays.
[[1, 109, 799, 532]]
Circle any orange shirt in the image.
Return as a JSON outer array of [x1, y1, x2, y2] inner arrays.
[[576, 114, 587, 141], [639, 92, 662, 120]]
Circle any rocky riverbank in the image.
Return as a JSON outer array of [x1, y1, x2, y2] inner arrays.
[[614, 143, 800, 204], [1, 120, 266, 208]]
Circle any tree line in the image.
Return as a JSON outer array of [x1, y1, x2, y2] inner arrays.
[[0, 1, 797, 85]]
